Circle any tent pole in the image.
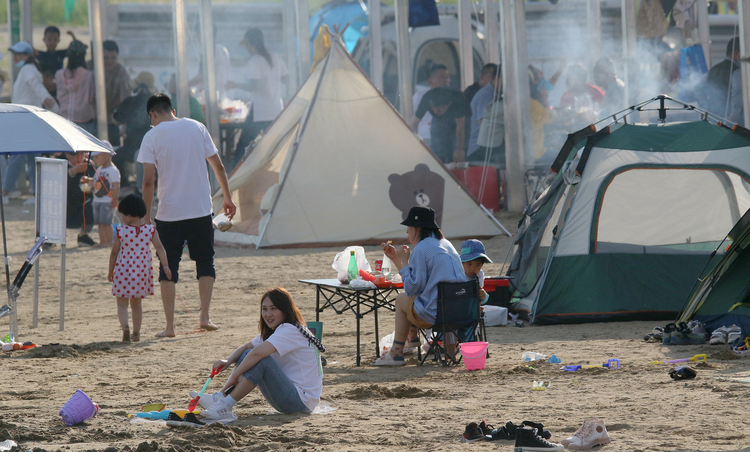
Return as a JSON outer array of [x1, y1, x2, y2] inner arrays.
[[368, 0, 383, 91], [283, 0, 299, 94], [20, 0, 31, 44], [621, 0, 638, 110], [89, 0, 109, 141], [500, 0, 531, 213], [740, 0, 750, 128], [586, 0, 601, 71], [394, 0, 412, 119], [173, 0, 190, 119], [696, 0, 711, 68], [479, 204, 511, 236], [458, 0, 473, 90], [485, 0, 500, 64], [0, 166, 11, 338], [295, 0, 311, 80]]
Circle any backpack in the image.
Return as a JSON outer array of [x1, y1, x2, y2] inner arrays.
[[113, 86, 151, 132]]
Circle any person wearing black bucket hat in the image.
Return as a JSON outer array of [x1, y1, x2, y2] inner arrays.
[[373, 206, 466, 366]]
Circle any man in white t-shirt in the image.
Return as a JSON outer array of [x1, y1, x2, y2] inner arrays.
[[227, 28, 289, 168], [137, 94, 236, 338]]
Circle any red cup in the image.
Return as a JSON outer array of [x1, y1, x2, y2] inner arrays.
[[374, 259, 383, 272]]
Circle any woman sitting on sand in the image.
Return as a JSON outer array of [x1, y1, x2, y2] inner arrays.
[[372, 206, 466, 366], [196, 287, 324, 419]]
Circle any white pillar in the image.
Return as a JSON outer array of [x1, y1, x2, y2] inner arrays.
[[395, 0, 412, 118], [739, 0, 750, 127], [200, 0, 220, 146], [369, 0, 383, 91], [89, 0, 108, 141], [485, 0, 500, 64], [621, 0, 638, 107], [696, 0, 711, 68], [500, 0, 532, 213], [458, 0, 473, 89], [296, 0, 311, 81], [99, 0, 109, 39], [587, 0, 601, 70], [21, 0, 31, 44], [283, 0, 299, 93], [173, 0, 190, 119]]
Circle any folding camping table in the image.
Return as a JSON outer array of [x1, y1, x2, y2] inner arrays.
[[299, 279, 399, 366]]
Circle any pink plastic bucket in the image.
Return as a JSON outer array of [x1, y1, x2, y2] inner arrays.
[[460, 341, 488, 370]]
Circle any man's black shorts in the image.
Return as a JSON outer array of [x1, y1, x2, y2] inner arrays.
[[154, 215, 215, 283]]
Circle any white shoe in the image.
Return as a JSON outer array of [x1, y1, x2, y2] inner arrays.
[[710, 326, 729, 345], [372, 352, 405, 366], [189, 390, 224, 410], [200, 398, 235, 420], [563, 418, 611, 450], [23, 197, 35, 205], [727, 324, 742, 344]]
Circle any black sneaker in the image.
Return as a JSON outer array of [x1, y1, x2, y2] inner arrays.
[[478, 420, 495, 437], [513, 427, 563, 451], [77, 234, 96, 247], [461, 422, 485, 443], [522, 420, 552, 440]]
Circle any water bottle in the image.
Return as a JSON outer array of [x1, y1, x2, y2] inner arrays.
[[522, 351, 547, 362], [381, 253, 392, 278], [347, 250, 358, 282]]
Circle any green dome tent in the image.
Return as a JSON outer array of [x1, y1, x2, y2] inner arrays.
[[677, 207, 750, 335], [508, 97, 750, 324]]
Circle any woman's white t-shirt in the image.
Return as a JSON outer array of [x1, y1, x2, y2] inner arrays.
[[246, 52, 288, 122], [251, 323, 323, 411]]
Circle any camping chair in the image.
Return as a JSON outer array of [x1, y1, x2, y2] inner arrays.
[[418, 280, 485, 366]]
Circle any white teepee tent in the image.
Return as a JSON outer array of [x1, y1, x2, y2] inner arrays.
[[212, 38, 505, 248]]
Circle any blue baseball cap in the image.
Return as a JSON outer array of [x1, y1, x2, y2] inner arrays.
[[8, 41, 32, 54], [460, 239, 492, 263]]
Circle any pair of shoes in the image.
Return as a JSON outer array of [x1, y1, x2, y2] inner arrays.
[[189, 390, 224, 410], [461, 422, 485, 442], [77, 234, 96, 247], [710, 325, 742, 345], [669, 322, 706, 345], [372, 352, 405, 366], [669, 365, 697, 380], [166, 411, 206, 427], [513, 426, 563, 451], [688, 320, 707, 336], [662, 323, 676, 344], [490, 421, 551, 441], [199, 397, 236, 420], [643, 326, 664, 342], [561, 418, 611, 450]]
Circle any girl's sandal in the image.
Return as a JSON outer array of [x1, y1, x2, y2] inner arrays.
[[130, 332, 141, 342], [122, 329, 131, 342]]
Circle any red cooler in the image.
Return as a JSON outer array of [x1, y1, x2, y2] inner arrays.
[[451, 166, 501, 212], [483, 276, 511, 307]]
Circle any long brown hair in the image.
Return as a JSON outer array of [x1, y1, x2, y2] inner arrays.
[[259, 287, 305, 340]]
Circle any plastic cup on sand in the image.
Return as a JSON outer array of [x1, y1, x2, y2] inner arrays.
[[460, 342, 489, 370], [59, 390, 99, 426]]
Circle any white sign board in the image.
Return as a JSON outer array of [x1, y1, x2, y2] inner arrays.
[[35, 158, 67, 245]]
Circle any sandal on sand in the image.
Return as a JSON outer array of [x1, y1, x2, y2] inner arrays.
[[372, 353, 405, 366]]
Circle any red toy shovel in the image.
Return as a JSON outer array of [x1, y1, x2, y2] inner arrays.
[[188, 367, 221, 411]]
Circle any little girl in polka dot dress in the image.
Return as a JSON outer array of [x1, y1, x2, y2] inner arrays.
[[108, 194, 171, 342]]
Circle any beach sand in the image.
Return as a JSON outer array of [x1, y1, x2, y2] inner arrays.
[[2, 202, 750, 452]]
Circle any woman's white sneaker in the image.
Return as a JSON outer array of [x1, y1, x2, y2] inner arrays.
[[189, 390, 224, 410], [200, 397, 235, 420]]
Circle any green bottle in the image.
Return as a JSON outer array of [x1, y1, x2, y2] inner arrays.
[[348, 250, 358, 282]]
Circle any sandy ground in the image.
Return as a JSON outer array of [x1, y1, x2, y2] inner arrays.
[[2, 200, 750, 452]]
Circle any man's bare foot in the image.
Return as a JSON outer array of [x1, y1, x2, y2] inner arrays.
[[155, 329, 176, 338], [200, 322, 220, 331], [130, 332, 140, 342], [122, 329, 130, 342]]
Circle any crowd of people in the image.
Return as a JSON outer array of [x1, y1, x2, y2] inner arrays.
[[410, 36, 746, 170]]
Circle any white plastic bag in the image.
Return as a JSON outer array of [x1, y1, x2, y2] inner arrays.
[[483, 305, 508, 326], [380, 331, 421, 355], [332, 246, 371, 284]]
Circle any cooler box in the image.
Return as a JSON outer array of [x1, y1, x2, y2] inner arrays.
[[484, 276, 511, 308], [451, 166, 501, 212]]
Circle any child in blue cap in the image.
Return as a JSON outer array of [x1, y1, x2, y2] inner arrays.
[[460, 239, 492, 304]]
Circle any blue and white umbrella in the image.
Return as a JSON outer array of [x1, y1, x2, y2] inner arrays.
[[0, 104, 114, 307]]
